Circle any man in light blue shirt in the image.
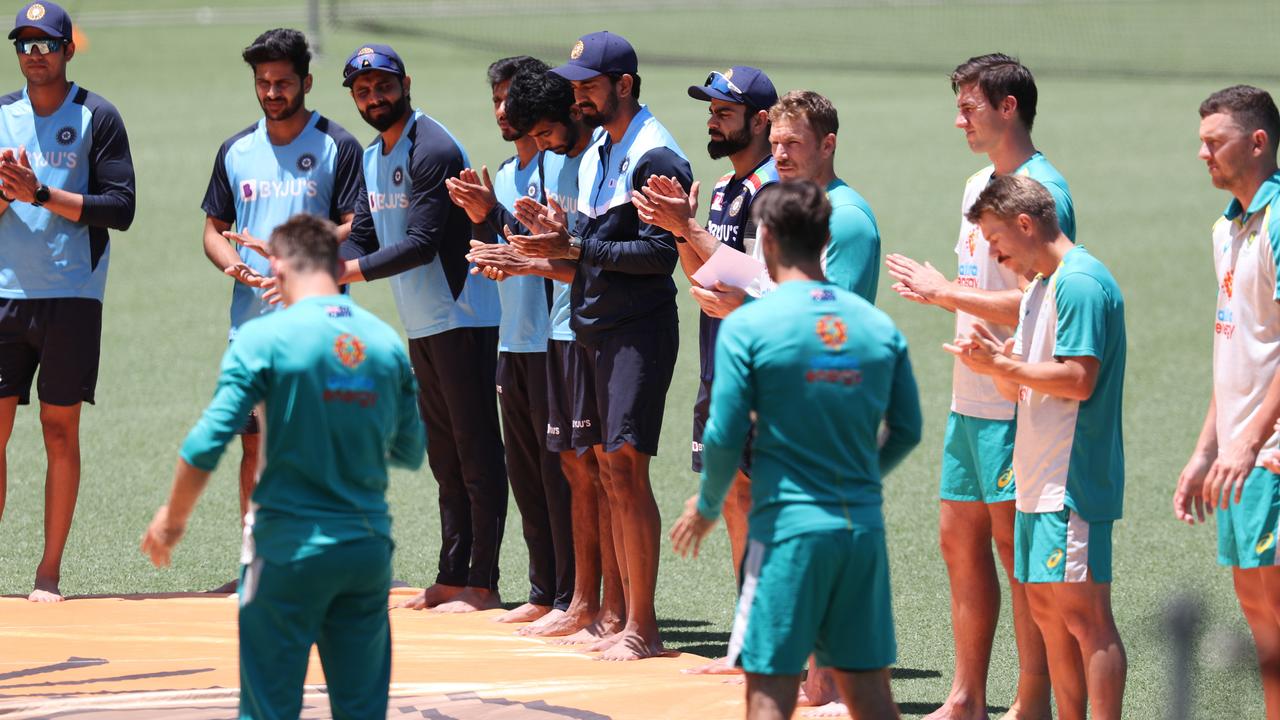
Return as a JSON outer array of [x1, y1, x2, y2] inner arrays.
[[0, 1, 135, 602]]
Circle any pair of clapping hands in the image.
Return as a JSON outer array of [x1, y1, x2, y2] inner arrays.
[[0, 146, 44, 204]]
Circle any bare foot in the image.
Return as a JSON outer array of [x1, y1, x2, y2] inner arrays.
[[433, 587, 502, 614], [587, 631, 625, 653], [396, 583, 465, 610], [494, 602, 551, 623], [997, 701, 1048, 720], [208, 579, 239, 594], [682, 655, 742, 675], [527, 608, 565, 627], [521, 608, 594, 637], [797, 668, 838, 707], [922, 695, 991, 720], [801, 702, 849, 718], [552, 620, 619, 646], [29, 577, 63, 603], [597, 629, 667, 661]]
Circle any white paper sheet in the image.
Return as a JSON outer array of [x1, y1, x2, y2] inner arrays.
[[691, 244, 768, 290]]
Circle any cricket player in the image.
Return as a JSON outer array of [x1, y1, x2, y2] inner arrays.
[[338, 43, 507, 613], [1175, 85, 1280, 719], [201, 27, 362, 541], [0, 0, 135, 602], [953, 173, 1126, 720], [671, 181, 922, 720], [885, 53, 1072, 720], [142, 213, 425, 720]]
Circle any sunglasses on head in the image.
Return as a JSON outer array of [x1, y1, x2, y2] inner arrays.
[[343, 53, 402, 81], [13, 37, 65, 55], [704, 71, 745, 101]]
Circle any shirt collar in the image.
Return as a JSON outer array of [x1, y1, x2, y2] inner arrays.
[[1225, 170, 1280, 221]]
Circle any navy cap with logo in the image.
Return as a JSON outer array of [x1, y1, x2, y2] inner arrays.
[[550, 31, 637, 82], [342, 43, 406, 87], [9, 1, 71, 41], [688, 66, 778, 111]]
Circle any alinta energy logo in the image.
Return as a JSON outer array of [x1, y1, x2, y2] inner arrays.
[[815, 314, 847, 351], [334, 333, 366, 369]]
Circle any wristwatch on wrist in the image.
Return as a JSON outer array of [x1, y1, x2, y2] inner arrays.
[[0, 190, 12, 203], [32, 184, 50, 207], [567, 234, 583, 259]]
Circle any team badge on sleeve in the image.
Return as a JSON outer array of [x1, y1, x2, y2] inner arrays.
[[334, 333, 367, 369]]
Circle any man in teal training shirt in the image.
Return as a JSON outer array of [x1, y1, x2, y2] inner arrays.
[[671, 181, 922, 720], [141, 213, 425, 720]]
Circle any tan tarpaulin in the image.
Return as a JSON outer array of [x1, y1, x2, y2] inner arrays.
[[0, 588, 744, 719]]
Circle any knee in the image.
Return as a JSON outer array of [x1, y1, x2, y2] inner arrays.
[[39, 417, 78, 453]]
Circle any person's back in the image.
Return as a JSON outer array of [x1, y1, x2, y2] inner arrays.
[[709, 280, 914, 541]]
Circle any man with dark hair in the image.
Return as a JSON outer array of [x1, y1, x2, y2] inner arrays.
[[631, 64, 779, 674], [884, 52, 1070, 720], [954, 173, 1127, 720], [688, 90, 880, 325], [671, 180, 921, 720], [200, 27, 363, 559], [338, 43, 507, 614], [1177, 84, 1280, 717], [457, 66, 627, 642], [505, 30, 692, 660], [470, 54, 576, 627], [143, 213, 425, 720], [0, 1, 135, 602]]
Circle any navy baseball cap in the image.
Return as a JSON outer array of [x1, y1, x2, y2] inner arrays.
[[8, 1, 71, 40], [342, 43, 406, 87], [550, 31, 637, 82], [689, 66, 778, 111]]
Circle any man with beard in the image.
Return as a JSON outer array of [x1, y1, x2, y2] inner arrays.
[[0, 0, 135, 602], [505, 31, 692, 660], [451, 66, 624, 641], [631, 65, 777, 673], [338, 44, 506, 614], [201, 28, 362, 554]]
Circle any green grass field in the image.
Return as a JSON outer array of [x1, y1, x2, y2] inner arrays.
[[1, 1, 1277, 716]]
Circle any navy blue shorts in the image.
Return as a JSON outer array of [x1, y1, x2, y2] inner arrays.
[[581, 326, 678, 457], [691, 376, 753, 475], [0, 298, 101, 406], [544, 339, 601, 452]]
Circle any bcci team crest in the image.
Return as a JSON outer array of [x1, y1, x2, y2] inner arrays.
[[570, 40, 584, 60], [334, 333, 366, 369], [728, 194, 744, 217], [618, 157, 629, 175], [526, 183, 538, 197], [723, 68, 734, 80], [358, 46, 375, 56], [815, 315, 847, 350], [392, 167, 404, 186], [297, 153, 316, 172], [25, 3, 44, 21], [55, 126, 76, 146]]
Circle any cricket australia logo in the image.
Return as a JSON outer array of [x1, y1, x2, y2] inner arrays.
[[392, 167, 404, 186], [297, 153, 316, 172], [1222, 269, 1234, 300], [815, 315, 847, 350], [966, 227, 977, 257], [334, 333, 366, 369], [55, 126, 76, 146]]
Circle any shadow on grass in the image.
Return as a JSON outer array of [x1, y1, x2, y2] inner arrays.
[[898, 701, 1008, 715]]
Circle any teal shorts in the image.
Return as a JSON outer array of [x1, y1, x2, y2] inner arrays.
[[940, 412, 1016, 503], [728, 528, 896, 675], [238, 536, 393, 720], [1014, 509, 1113, 583], [1217, 467, 1280, 568]]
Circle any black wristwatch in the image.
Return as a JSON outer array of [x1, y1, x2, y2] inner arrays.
[[32, 184, 50, 207]]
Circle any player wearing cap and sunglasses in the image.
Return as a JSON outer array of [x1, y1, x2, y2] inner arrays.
[[505, 31, 693, 660], [337, 43, 508, 615], [0, 0, 135, 603]]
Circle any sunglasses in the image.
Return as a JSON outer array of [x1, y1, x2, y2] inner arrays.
[[704, 71, 745, 101], [13, 37, 65, 55], [343, 53, 403, 84]]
